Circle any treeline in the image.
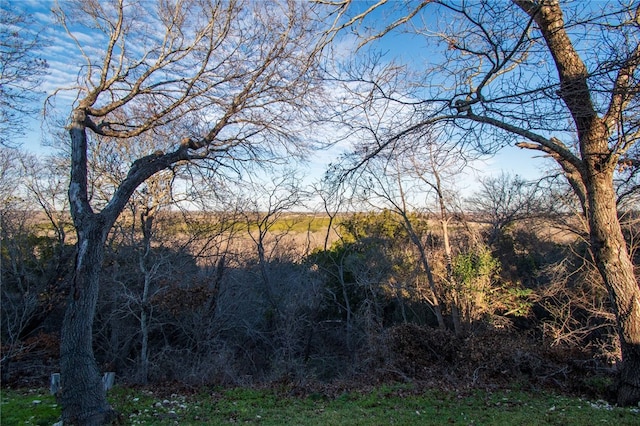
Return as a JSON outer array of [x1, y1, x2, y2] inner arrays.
[[2, 166, 637, 396]]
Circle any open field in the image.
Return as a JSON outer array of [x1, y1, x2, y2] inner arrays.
[[2, 384, 639, 425]]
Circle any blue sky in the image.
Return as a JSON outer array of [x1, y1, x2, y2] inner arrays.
[[8, 0, 552, 197]]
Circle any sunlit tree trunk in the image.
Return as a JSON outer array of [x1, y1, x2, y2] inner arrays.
[[585, 161, 640, 406], [515, 0, 640, 405], [433, 170, 462, 336], [404, 219, 447, 329]]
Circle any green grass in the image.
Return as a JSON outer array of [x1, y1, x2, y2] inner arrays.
[[0, 388, 59, 426], [2, 384, 639, 425]]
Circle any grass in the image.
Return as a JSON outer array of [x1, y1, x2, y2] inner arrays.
[[2, 384, 639, 425], [0, 388, 59, 426]]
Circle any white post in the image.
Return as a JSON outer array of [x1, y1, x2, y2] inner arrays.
[[50, 373, 61, 396], [102, 372, 115, 391]]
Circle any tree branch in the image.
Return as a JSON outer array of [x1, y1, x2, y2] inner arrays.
[[466, 110, 584, 174]]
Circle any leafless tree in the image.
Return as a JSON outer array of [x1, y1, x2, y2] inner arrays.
[[406, 141, 474, 335], [332, 0, 640, 405], [133, 173, 174, 383], [467, 173, 541, 246], [240, 171, 304, 304], [46, 0, 344, 422], [312, 178, 347, 252], [235, 171, 323, 373], [1, 148, 75, 378], [353, 153, 448, 329], [22, 153, 72, 253], [0, 148, 37, 380], [0, 8, 48, 146]]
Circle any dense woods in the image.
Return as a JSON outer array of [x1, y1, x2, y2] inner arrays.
[[1, 0, 639, 423], [2, 158, 637, 393]]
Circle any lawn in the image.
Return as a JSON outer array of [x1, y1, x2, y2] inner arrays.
[[2, 384, 638, 425]]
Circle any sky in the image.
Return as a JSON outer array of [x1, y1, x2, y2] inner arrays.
[[7, 0, 553, 200]]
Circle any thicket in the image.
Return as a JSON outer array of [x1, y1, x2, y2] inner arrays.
[[3, 194, 636, 401]]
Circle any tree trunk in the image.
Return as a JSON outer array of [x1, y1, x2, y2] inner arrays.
[[512, 1, 640, 405], [433, 169, 462, 336], [60, 223, 115, 425], [398, 211, 446, 329], [61, 107, 114, 425], [586, 168, 640, 406], [63, 103, 189, 421], [441, 217, 462, 336], [139, 307, 150, 385], [138, 212, 154, 385]]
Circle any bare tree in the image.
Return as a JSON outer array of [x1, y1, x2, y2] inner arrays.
[[239, 172, 304, 309], [0, 8, 48, 146], [353, 153, 448, 329], [407, 142, 473, 335], [333, 0, 640, 405], [134, 173, 173, 384], [235, 171, 322, 373], [0, 148, 38, 381], [1, 148, 73, 383], [312, 178, 346, 252], [46, 0, 342, 422], [22, 153, 71, 254], [467, 173, 540, 246]]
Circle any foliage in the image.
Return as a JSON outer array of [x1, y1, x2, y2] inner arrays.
[[311, 211, 429, 325], [452, 247, 500, 286], [339, 210, 411, 243], [451, 245, 534, 324]]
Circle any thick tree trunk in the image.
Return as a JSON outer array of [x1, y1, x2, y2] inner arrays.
[[62, 107, 117, 424], [61, 224, 115, 425], [511, 1, 640, 405], [586, 169, 640, 406], [63, 104, 188, 421]]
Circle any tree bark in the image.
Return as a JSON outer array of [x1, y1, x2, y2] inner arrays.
[[62, 107, 116, 424], [61, 223, 115, 425], [404, 221, 447, 330], [63, 102, 192, 422], [437, 193, 461, 335], [138, 209, 157, 385], [514, 0, 640, 405], [586, 166, 640, 406]]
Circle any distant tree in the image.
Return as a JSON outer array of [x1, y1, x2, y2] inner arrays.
[[352, 153, 448, 329], [0, 8, 48, 147], [467, 173, 540, 246], [22, 153, 71, 252], [0, 148, 72, 383]]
